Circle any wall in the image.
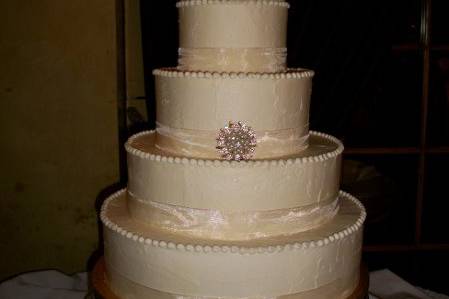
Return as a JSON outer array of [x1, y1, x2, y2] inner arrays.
[[0, 0, 120, 279]]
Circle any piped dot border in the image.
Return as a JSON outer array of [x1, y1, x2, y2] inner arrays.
[[152, 68, 314, 80], [176, 0, 290, 9]]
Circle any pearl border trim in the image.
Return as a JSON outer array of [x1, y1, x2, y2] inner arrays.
[[100, 190, 366, 254], [176, 0, 290, 9], [124, 130, 344, 166], [152, 68, 314, 80]]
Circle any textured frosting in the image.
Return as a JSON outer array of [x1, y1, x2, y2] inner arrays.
[[178, 1, 288, 48], [153, 68, 314, 159], [101, 0, 366, 299], [102, 1, 367, 298], [177, 1, 288, 72], [101, 190, 365, 298], [126, 131, 342, 211]]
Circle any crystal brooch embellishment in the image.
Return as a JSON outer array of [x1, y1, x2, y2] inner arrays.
[[216, 121, 257, 161]]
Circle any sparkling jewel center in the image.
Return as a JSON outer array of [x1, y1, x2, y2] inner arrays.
[[216, 121, 257, 161]]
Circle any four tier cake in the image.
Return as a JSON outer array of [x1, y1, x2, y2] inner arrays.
[[100, 1, 366, 298]]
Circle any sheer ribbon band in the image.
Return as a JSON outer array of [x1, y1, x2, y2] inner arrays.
[[177, 47, 287, 72], [127, 192, 339, 241], [108, 268, 358, 299], [155, 122, 309, 159]]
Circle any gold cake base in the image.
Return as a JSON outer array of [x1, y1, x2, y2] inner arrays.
[[91, 257, 369, 299]]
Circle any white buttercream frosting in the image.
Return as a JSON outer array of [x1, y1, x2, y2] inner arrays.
[[178, 1, 288, 48], [101, 1, 368, 297], [153, 68, 314, 159], [126, 130, 343, 211]]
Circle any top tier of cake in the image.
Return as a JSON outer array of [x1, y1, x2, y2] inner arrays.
[[177, 0, 289, 72]]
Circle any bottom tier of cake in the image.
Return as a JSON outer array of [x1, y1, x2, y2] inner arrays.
[[101, 190, 366, 299]]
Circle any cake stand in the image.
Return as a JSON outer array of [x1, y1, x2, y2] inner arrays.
[[91, 257, 369, 299]]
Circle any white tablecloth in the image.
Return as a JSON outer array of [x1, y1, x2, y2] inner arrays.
[[0, 270, 88, 299]]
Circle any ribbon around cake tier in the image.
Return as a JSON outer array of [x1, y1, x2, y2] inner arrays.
[[155, 122, 310, 159], [127, 192, 339, 240], [177, 47, 287, 72], [108, 267, 359, 299]]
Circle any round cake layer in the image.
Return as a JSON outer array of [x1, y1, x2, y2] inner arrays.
[[178, 1, 288, 48], [177, 1, 288, 71], [153, 68, 314, 159], [101, 190, 365, 298], [126, 130, 342, 212]]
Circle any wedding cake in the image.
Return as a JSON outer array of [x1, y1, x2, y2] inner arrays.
[[100, 1, 366, 298]]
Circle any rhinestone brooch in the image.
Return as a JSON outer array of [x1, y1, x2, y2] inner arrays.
[[216, 121, 257, 161]]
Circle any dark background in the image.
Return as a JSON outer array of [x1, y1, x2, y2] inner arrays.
[[136, 0, 449, 294]]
